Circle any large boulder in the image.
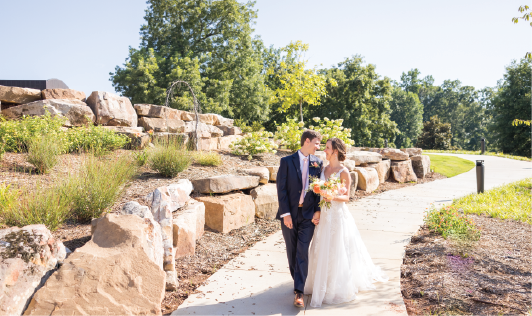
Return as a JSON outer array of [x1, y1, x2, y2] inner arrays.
[[185, 121, 224, 137], [218, 135, 242, 150], [138, 117, 185, 133], [379, 148, 410, 161], [41, 89, 86, 101], [172, 200, 205, 259], [24, 214, 166, 315], [134, 104, 183, 120], [192, 175, 260, 194], [343, 159, 357, 171], [196, 193, 255, 234], [0, 85, 41, 104], [265, 166, 279, 181], [120, 201, 164, 269], [243, 167, 269, 184], [152, 132, 189, 146], [101, 126, 150, 149], [354, 167, 379, 192], [391, 159, 418, 183], [250, 183, 278, 219], [346, 151, 382, 165], [411, 155, 431, 179], [401, 148, 423, 157], [195, 137, 219, 151], [86, 91, 138, 127], [0, 225, 67, 316], [212, 114, 234, 127], [1, 99, 95, 127], [366, 159, 391, 183], [217, 125, 242, 136]]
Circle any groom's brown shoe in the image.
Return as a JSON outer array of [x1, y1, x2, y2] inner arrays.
[[294, 293, 304, 308]]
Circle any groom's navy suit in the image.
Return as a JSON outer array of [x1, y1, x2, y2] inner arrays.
[[276, 151, 322, 294]]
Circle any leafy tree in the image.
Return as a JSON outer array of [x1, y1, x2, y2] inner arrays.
[[111, 0, 271, 123], [416, 115, 453, 150], [389, 86, 423, 148], [308, 56, 398, 147], [269, 41, 333, 122], [489, 58, 531, 157], [512, 5, 532, 59]]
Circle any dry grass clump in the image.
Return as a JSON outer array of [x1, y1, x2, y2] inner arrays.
[[26, 136, 63, 174], [150, 138, 192, 177], [192, 151, 222, 166]]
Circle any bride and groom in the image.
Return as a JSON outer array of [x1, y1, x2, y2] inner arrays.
[[276, 129, 388, 308]]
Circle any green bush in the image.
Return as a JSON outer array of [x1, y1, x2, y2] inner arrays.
[[66, 155, 138, 222], [26, 136, 64, 174], [425, 205, 480, 240], [193, 151, 222, 166], [230, 131, 278, 160], [274, 118, 304, 151], [0, 183, 19, 215], [234, 119, 264, 133], [150, 139, 192, 177], [133, 149, 151, 166], [1, 181, 72, 231], [65, 125, 130, 155], [0, 113, 65, 152]]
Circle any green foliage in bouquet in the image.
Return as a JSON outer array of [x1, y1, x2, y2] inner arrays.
[[230, 131, 278, 160]]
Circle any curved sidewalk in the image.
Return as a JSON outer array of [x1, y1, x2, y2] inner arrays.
[[173, 154, 531, 316]]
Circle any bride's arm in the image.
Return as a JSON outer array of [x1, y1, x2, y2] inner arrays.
[[332, 170, 351, 203]]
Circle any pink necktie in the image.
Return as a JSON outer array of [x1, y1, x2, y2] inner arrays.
[[299, 157, 308, 205]]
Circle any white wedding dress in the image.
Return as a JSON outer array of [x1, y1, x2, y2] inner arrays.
[[304, 167, 389, 307]]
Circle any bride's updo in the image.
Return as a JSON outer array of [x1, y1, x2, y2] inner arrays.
[[328, 137, 346, 161]]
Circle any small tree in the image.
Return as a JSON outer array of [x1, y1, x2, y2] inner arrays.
[[416, 115, 453, 149], [269, 41, 335, 122]]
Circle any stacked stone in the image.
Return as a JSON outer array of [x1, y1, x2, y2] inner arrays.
[[133, 103, 242, 150]]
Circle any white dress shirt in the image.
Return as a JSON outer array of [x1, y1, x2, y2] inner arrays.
[[280, 150, 310, 218]]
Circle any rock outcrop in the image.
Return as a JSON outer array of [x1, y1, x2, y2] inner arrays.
[[86, 91, 138, 127], [354, 167, 379, 192], [192, 175, 260, 194], [41, 89, 86, 101], [378, 148, 410, 161], [367, 159, 391, 183], [0, 225, 67, 316], [138, 117, 185, 133], [411, 155, 431, 179], [265, 166, 279, 182], [196, 193, 255, 233], [401, 148, 423, 157], [0, 85, 41, 104], [250, 183, 278, 219], [24, 214, 166, 315], [172, 200, 205, 259], [244, 167, 270, 184], [347, 151, 382, 165], [1, 99, 95, 127], [391, 159, 418, 183], [349, 171, 358, 199]]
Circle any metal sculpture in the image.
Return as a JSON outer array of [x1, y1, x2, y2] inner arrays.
[[164, 80, 201, 150]]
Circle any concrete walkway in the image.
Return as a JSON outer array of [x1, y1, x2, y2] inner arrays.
[[173, 154, 531, 316]]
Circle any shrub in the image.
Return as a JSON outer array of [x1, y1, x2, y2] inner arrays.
[[0, 183, 19, 215], [234, 119, 264, 133], [133, 149, 151, 167], [230, 131, 278, 160], [0, 112, 65, 152], [150, 139, 192, 177], [65, 125, 130, 155], [26, 136, 64, 174], [309, 117, 354, 146], [425, 205, 480, 240], [416, 115, 453, 149], [66, 155, 138, 222], [2, 181, 72, 231], [274, 118, 305, 151], [193, 151, 222, 166]]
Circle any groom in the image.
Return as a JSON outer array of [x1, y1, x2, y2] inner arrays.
[[276, 129, 323, 308]]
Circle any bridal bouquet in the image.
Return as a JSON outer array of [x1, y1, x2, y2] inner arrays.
[[307, 175, 348, 209]]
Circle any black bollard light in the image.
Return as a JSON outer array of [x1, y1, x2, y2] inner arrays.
[[384, 139, 388, 148], [481, 138, 486, 155], [476, 160, 484, 193]]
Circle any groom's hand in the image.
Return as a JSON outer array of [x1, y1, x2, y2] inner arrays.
[[283, 215, 293, 229], [312, 211, 320, 225]]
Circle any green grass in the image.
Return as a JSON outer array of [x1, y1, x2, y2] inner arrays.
[[192, 151, 223, 166], [426, 154, 475, 177], [452, 178, 531, 224], [424, 149, 531, 161]]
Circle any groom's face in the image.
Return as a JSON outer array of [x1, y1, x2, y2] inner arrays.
[[305, 137, 321, 154]]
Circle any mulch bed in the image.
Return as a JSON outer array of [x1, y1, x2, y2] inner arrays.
[[1, 150, 447, 314], [401, 215, 532, 315]]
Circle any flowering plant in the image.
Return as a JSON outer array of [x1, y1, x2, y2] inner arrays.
[[309, 117, 354, 147], [229, 131, 278, 161], [307, 173, 347, 209], [273, 118, 305, 151]]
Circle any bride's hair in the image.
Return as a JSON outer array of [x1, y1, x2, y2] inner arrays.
[[327, 138, 346, 161]]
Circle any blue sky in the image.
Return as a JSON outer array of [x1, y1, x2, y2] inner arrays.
[[0, 0, 529, 97]]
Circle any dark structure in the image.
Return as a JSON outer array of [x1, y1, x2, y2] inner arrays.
[[0, 78, 69, 90]]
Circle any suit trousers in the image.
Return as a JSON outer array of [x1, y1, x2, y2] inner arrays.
[[281, 207, 315, 294]]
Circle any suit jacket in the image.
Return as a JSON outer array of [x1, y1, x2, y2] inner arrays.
[[276, 152, 322, 220]]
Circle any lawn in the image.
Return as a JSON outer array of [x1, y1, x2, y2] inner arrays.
[[452, 178, 531, 224], [426, 154, 475, 178], [424, 149, 531, 162]]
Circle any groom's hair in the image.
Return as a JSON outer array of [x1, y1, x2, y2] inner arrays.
[[300, 130, 322, 147]]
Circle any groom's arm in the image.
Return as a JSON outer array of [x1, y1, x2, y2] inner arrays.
[[276, 158, 291, 218], [314, 160, 323, 214]]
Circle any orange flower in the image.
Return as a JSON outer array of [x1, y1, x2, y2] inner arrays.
[[313, 184, 321, 194]]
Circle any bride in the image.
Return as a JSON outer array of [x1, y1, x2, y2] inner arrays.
[[304, 137, 389, 307]]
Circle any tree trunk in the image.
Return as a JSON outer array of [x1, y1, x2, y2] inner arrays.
[[299, 100, 303, 122]]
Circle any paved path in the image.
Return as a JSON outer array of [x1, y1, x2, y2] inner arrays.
[[173, 154, 531, 316]]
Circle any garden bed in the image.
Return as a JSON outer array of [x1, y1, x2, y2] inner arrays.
[[401, 215, 532, 315]]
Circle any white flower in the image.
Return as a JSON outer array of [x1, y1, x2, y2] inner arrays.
[[324, 117, 329, 121], [298, 122, 305, 127], [313, 117, 320, 122], [309, 125, 314, 129], [338, 119, 344, 124]]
